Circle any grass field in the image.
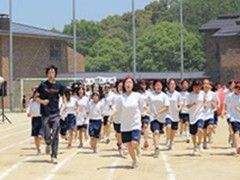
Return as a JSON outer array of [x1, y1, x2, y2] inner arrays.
[[0, 113, 239, 180]]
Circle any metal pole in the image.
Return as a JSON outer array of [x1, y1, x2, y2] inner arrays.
[[9, 0, 14, 111], [180, 0, 184, 80], [132, 0, 136, 79], [73, 0, 77, 80]]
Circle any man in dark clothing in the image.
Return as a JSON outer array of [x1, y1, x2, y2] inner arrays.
[[34, 65, 65, 164]]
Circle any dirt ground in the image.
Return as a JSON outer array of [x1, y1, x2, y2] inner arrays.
[[0, 113, 239, 180]]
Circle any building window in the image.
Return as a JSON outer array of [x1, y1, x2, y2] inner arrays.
[[50, 43, 62, 60]]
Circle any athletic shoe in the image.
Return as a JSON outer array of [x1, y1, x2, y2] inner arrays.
[[106, 139, 110, 144], [78, 143, 83, 148], [167, 143, 172, 151], [154, 147, 160, 158], [51, 157, 58, 165], [45, 145, 51, 155], [208, 134, 213, 143], [36, 149, 41, 156], [122, 146, 128, 156], [198, 143, 203, 152], [93, 148, 98, 154], [193, 147, 200, 156], [132, 160, 139, 169], [203, 142, 208, 150]]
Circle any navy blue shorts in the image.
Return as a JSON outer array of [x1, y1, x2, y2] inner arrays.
[[31, 117, 44, 136], [150, 120, 164, 134], [231, 121, 240, 133], [190, 119, 204, 135], [214, 111, 218, 125], [179, 113, 190, 123], [77, 124, 88, 130], [203, 118, 214, 129], [89, 120, 102, 138], [165, 118, 178, 130], [103, 116, 110, 126], [122, 129, 141, 143], [141, 116, 150, 125], [113, 123, 121, 133], [65, 114, 76, 130]]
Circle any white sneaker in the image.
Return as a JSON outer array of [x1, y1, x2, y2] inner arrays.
[[51, 157, 58, 164], [198, 143, 203, 152], [36, 148, 41, 156], [167, 143, 172, 150], [193, 147, 200, 156], [132, 160, 138, 169], [45, 145, 51, 155], [203, 142, 208, 150]]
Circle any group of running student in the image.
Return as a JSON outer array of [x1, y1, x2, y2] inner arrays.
[[26, 66, 240, 168]]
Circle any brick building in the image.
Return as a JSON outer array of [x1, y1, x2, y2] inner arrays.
[[0, 14, 84, 109], [200, 15, 240, 83]]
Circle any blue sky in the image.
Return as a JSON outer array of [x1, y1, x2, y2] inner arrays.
[[0, 0, 152, 31]]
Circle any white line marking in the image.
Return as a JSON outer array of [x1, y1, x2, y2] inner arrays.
[[0, 157, 31, 180], [0, 122, 29, 133], [0, 138, 31, 153], [0, 129, 29, 141], [160, 151, 176, 180], [44, 150, 78, 180], [107, 158, 121, 180]]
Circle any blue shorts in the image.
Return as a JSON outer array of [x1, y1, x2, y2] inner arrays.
[[203, 118, 214, 129], [179, 113, 190, 123], [214, 111, 218, 125], [122, 129, 141, 143], [31, 117, 44, 136], [165, 118, 178, 130], [141, 116, 150, 125], [150, 120, 164, 134], [65, 114, 76, 130], [77, 124, 88, 130], [231, 121, 240, 133], [113, 123, 121, 133], [89, 120, 102, 138], [190, 119, 204, 135]]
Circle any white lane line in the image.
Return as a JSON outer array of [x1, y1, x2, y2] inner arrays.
[[107, 158, 121, 180], [0, 138, 31, 153], [160, 151, 176, 180], [0, 129, 29, 141], [0, 157, 32, 180], [44, 150, 78, 180], [0, 122, 29, 133]]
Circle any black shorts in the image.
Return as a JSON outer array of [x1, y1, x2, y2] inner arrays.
[[179, 113, 190, 123], [113, 123, 121, 133], [103, 116, 110, 126], [77, 124, 88, 130]]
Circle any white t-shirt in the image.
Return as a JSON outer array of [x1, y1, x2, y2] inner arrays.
[[187, 91, 205, 124], [27, 99, 41, 117], [202, 90, 218, 120], [116, 92, 145, 132], [76, 96, 89, 126], [102, 91, 114, 116], [65, 97, 78, 116], [147, 91, 170, 123], [224, 92, 233, 118], [180, 91, 189, 114], [228, 93, 240, 122], [166, 91, 183, 122], [112, 93, 121, 124], [87, 100, 103, 120]]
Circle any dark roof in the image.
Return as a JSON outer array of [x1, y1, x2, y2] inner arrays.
[[0, 22, 72, 40], [200, 15, 240, 37], [57, 72, 208, 80]]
